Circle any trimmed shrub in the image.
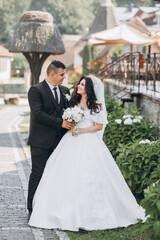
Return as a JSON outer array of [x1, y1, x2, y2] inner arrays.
[[104, 95, 160, 158], [116, 141, 160, 200], [140, 180, 160, 238], [104, 95, 160, 238]]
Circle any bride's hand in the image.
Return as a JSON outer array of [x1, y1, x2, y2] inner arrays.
[[71, 128, 81, 136]]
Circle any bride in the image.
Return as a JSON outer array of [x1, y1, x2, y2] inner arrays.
[[29, 75, 145, 231]]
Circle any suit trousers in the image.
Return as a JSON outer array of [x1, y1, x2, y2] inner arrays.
[[27, 136, 61, 212]]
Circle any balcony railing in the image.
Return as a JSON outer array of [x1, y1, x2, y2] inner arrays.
[[96, 52, 160, 96]]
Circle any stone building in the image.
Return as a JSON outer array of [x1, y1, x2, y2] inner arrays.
[[0, 45, 13, 81], [74, 0, 119, 70]]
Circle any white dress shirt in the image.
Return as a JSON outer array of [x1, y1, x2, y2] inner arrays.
[[45, 79, 61, 104]]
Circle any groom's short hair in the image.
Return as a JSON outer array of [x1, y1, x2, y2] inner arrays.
[[47, 61, 66, 75]]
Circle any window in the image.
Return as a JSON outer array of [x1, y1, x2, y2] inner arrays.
[[157, 15, 160, 25], [0, 58, 7, 72]]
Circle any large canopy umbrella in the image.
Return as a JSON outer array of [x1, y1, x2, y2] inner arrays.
[[88, 24, 156, 46]]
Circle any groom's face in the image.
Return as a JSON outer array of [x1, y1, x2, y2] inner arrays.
[[51, 68, 66, 86]]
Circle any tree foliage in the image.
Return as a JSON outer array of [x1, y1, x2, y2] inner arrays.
[[11, 53, 29, 71], [29, 0, 100, 35], [0, 0, 31, 47], [0, 8, 9, 46], [112, 44, 124, 60], [0, 0, 102, 45], [116, 0, 158, 7], [82, 45, 98, 75], [0, 0, 158, 48], [115, 0, 155, 7]]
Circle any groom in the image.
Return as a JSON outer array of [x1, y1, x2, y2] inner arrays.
[[27, 60, 75, 218]]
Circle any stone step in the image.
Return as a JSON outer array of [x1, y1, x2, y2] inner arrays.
[[121, 97, 134, 107], [130, 92, 141, 98], [121, 98, 134, 103]]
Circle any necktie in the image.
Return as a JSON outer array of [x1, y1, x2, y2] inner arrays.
[[53, 87, 58, 105]]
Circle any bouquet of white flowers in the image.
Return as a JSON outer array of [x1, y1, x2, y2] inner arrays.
[[62, 106, 84, 123]]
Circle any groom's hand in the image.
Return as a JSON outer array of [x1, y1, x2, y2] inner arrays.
[[62, 120, 75, 129]]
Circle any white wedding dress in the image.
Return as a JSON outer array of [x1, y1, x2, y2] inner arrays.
[[29, 109, 145, 231]]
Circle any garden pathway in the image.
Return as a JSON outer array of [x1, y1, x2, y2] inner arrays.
[[0, 106, 66, 240]]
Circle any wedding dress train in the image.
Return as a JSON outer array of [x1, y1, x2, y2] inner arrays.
[[29, 110, 145, 231]]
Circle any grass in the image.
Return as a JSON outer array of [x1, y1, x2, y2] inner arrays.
[[66, 225, 154, 240], [0, 105, 5, 110], [10, 77, 24, 81], [0, 104, 16, 110], [18, 113, 30, 145], [18, 113, 30, 133]]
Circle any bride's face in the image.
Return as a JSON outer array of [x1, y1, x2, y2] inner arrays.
[[77, 79, 86, 95]]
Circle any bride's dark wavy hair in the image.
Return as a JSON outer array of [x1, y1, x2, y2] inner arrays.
[[69, 76, 101, 113]]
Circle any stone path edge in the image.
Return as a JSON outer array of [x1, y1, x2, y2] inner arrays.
[[8, 115, 45, 240], [14, 114, 70, 240]]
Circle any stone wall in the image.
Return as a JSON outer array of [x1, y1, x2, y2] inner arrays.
[[0, 83, 26, 94], [104, 81, 160, 126], [0, 77, 28, 95]]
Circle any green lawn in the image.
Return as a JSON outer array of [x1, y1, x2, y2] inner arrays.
[[18, 113, 30, 145], [18, 113, 30, 133], [10, 77, 24, 81], [66, 225, 154, 240], [0, 105, 5, 110], [0, 104, 18, 110]]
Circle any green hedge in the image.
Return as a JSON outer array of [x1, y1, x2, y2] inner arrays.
[[104, 95, 160, 159], [116, 141, 160, 200], [140, 179, 160, 238], [104, 95, 160, 239]]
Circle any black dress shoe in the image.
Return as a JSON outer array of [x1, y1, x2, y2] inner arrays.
[[28, 211, 32, 221]]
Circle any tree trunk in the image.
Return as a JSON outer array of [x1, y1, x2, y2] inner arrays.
[[23, 52, 51, 86]]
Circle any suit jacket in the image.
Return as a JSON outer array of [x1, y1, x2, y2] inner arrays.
[[27, 80, 70, 149]]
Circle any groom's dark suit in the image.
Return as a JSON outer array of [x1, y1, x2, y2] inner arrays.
[[27, 80, 69, 212]]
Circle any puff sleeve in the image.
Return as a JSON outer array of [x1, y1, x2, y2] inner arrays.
[[91, 110, 108, 125]]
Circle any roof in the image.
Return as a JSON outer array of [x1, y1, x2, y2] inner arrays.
[[89, 24, 156, 46], [0, 45, 13, 57], [62, 34, 82, 45], [77, 2, 160, 45], [115, 7, 138, 21], [147, 25, 160, 35], [139, 7, 159, 14], [128, 16, 150, 35], [81, 0, 119, 41]]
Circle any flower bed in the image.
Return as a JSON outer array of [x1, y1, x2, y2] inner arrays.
[[104, 95, 160, 238], [104, 96, 159, 159]]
